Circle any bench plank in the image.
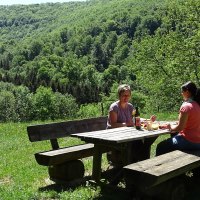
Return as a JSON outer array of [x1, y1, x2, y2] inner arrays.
[[35, 143, 95, 166], [124, 150, 200, 188], [27, 116, 107, 142]]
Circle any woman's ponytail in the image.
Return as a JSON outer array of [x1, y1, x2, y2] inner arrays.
[[194, 88, 200, 106]]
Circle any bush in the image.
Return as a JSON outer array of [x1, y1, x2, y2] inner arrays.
[[13, 86, 33, 121], [77, 103, 103, 118], [0, 82, 79, 122], [32, 86, 57, 120], [53, 92, 79, 119], [0, 91, 17, 122], [32, 86, 79, 121]]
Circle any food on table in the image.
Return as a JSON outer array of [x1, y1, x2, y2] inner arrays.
[[159, 124, 168, 129], [152, 123, 159, 130]]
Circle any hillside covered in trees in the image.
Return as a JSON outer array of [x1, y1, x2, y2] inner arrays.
[[0, 0, 199, 121]]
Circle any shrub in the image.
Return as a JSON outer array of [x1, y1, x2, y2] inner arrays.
[[0, 91, 17, 122], [77, 103, 103, 118]]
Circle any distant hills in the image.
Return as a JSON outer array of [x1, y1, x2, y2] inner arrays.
[[0, 0, 199, 110]]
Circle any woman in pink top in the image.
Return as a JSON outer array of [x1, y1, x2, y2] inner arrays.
[[156, 81, 200, 155]]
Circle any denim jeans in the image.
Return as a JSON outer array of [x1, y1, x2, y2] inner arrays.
[[156, 134, 200, 156]]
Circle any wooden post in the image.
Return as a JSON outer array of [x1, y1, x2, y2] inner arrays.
[[101, 102, 104, 116], [92, 144, 102, 183]]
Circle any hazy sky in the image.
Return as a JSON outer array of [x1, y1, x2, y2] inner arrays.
[[0, 0, 86, 6]]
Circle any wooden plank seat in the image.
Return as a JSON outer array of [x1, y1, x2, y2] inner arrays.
[[27, 116, 108, 183], [35, 143, 95, 166], [123, 150, 200, 200]]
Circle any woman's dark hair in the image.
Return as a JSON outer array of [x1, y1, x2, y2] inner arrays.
[[181, 81, 200, 105]]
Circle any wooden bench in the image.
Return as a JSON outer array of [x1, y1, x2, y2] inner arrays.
[[123, 150, 200, 200], [27, 116, 108, 183]]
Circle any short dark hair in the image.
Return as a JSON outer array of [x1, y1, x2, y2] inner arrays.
[[118, 84, 131, 97]]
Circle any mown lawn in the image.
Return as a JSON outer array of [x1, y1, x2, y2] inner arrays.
[[0, 122, 199, 199]]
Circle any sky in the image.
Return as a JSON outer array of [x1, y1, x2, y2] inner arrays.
[[0, 0, 86, 6]]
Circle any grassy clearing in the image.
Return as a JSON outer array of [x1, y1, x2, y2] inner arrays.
[[0, 120, 199, 199]]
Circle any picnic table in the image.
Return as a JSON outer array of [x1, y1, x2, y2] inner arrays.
[[71, 127, 170, 183]]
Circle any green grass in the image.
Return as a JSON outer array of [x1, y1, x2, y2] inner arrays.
[[142, 112, 178, 121], [0, 121, 199, 199]]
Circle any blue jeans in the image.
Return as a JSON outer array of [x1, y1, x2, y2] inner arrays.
[[156, 134, 200, 156]]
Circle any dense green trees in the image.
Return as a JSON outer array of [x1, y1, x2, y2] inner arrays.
[[126, 0, 200, 112], [0, 82, 78, 121], [0, 0, 199, 121]]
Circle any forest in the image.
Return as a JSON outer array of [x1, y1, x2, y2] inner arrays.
[[0, 0, 199, 121]]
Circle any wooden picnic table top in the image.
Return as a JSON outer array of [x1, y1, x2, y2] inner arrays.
[[71, 127, 170, 144]]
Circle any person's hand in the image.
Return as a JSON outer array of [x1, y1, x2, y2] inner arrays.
[[126, 120, 134, 127], [159, 124, 168, 129], [167, 123, 172, 131], [150, 115, 156, 122]]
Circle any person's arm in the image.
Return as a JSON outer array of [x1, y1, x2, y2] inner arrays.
[[109, 110, 128, 128], [168, 112, 188, 133]]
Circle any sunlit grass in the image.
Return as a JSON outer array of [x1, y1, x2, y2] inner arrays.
[[142, 111, 178, 121]]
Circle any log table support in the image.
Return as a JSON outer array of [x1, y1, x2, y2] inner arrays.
[[92, 144, 102, 183]]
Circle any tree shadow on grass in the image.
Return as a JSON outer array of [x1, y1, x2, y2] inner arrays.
[[38, 176, 90, 193], [38, 176, 131, 200], [93, 183, 131, 200], [183, 178, 200, 200], [38, 183, 73, 193], [38, 174, 200, 200]]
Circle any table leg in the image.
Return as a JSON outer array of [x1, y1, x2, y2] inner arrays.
[[92, 144, 102, 183], [126, 136, 158, 163], [126, 143, 133, 165]]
